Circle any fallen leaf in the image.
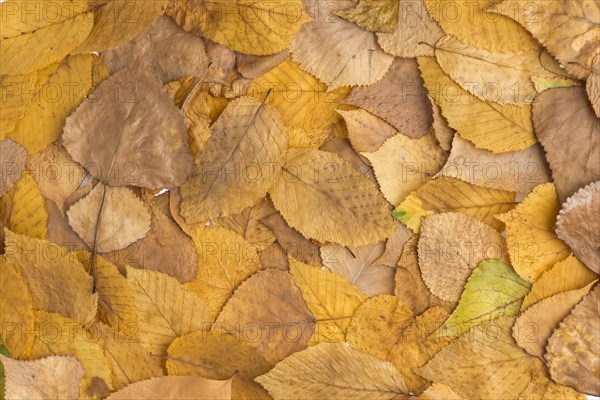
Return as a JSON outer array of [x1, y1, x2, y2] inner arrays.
[[555, 180, 600, 273], [513, 281, 596, 357], [436, 259, 531, 337], [418, 213, 509, 303], [545, 284, 600, 396], [126, 267, 211, 356], [533, 87, 600, 203], [587, 55, 600, 116], [496, 183, 571, 281], [489, 0, 600, 79], [393, 177, 516, 233], [337, 0, 400, 33], [106, 376, 232, 400], [216, 269, 314, 365], [236, 50, 290, 79], [0, 172, 47, 240], [269, 148, 395, 247], [429, 94, 455, 152], [437, 135, 551, 193], [337, 109, 397, 153], [0, 0, 94, 75], [289, 257, 367, 344], [255, 342, 409, 400], [179, 96, 287, 222], [0, 355, 84, 400], [0, 73, 38, 135], [0, 139, 26, 197], [62, 63, 193, 189], [416, 383, 463, 400], [419, 56, 536, 153], [321, 243, 395, 297], [67, 184, 152, 253], [344, 58, 432, 138]]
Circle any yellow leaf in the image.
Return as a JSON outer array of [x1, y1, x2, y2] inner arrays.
[[106, 376, 231, 400], [521, 254, 599, 310], [416, 384, 462, 400], [7, 54, 94, 154], [337, 0, 400, 33], [3, 231, 98, 326], [0, 355, 84, 400], [393, 178, 516, 233], [180, 96, 287, 223], [256, 342, 409, 399], [423, 0, 538, 52], [337, 109, 397, 153], [0, 73, 37, 135], [0, 258, 34, 358], [74, 0, 168, 54], [0, 0, 94, 75], [167, 0, 309, 55], [496, 183, 571, 282], [0, 172, 47, 239], [28, 311, 113, 400], [126, 267, 211, 356], [419, 56, 536, 153], [270, 148, 395, 247], [185, 226, 262, 320], [289, 257, 368, 344], [364, 131, 446, 205]]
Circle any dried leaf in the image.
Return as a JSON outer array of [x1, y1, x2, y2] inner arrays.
[[1, 355, 84, 400], [344, 58, 432, 138], [0, 172, 47, 240], [496, 183, 571, 281], [0, 139, 26, 197], [533, 87, 600, 203], [255, 342, 409, 400], [337, 109, 397, 153], [213, 198, 276, 250], [556, 180, 600, 273], [62, 64, 193, 189], [67, 184, 151, 253], [419, 213, 509, 303], [106, 376, 232, 400], [236, 50, 290, 79], [269, 148, 395, 247], [587, 55, 600, 116], [0, 73, 37, 135], [180, 96, 287, 222], [337, 0, 400, 33]]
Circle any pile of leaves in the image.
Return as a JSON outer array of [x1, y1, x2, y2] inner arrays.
[[0, 0, 599, 399]]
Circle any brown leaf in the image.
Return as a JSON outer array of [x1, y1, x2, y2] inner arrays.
[[0, 139, 26, 197], [337, 109, 398, 153], [587, 55, 600, 117], [62, 64, 193, 189], [533, 87, 600, 203], [236, 50, 290, 79], [344, 58, 432, 138], [106, 376, 232, 400]]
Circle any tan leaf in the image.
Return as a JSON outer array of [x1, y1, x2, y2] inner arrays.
[[180, 96, 287, 222], [1, 355, 84, 400], [377, 0, 444, 57], [337, 0, 400, 33], [269, 148, 395, 247], [321, 243, 395, 297], [236, 50, 290, 80], [185, 226, 262, 319], [496, 183, 571, 282], [337, 109, 397, 153], [419, 56, 536, 153], [3, 231, 98, 325], [260, 211, 321, 267], [319, 136, 378, 185], [371, 222, 413, 268], [429, 95, 455, 152], [556, 180, 600, 273], [533, 87, 600, 203], [289, 257, 367, 344], [290, 3, 393, 88], [489, 0, 600, 79], [545, 284, 600, 396], [101, 16, 208, 83], [0, 258, 34, 359], [393, 177, 516, 233], [434, 35, 558, 105], [521, 254, 599, 310], [106, 376, 231, 400], [62, 64, 193, 189], [416, 384, 463, 400], [67, 184, 151, 253], [344, 58, 432, 138], [437, 135, 551, 193], [423, 0, 538, 52], [416, 318, 583, 399], [216, 269, 314, 365], [418, 213, 509, 303], [0, 0, 94, 75], [74, 0, 168, 54], [513, 281, 596, 357], [126, 267, 211, 356], [167, 0, 309, 55], [255, 342, 409, 400], [587, 55, 600, 117], [0, 139, 26, 197], [364, 131, 446, 205]]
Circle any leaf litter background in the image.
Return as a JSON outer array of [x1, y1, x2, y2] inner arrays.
[[0, 0, 599, 399]]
